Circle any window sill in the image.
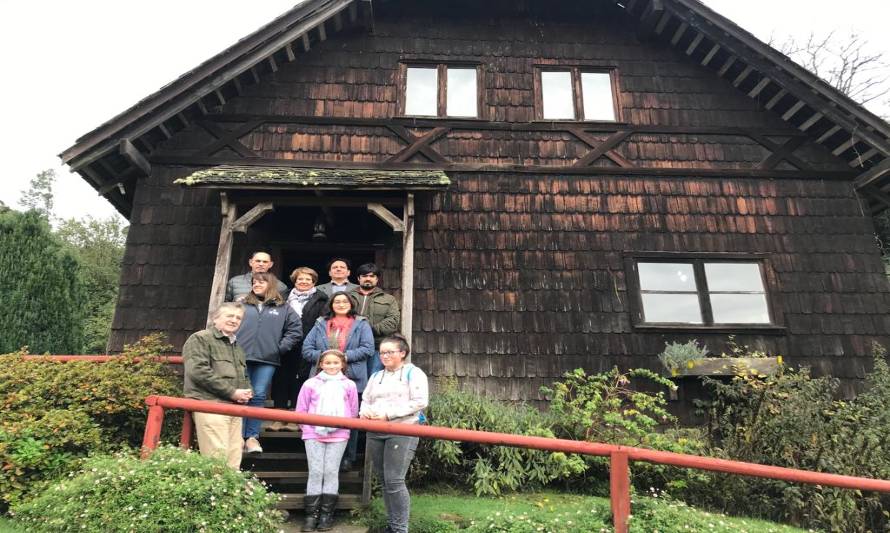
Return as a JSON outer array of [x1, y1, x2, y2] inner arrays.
[[396, 115, 487, 122], [533, 119, 627, 126], [632, 324, 787, 335]]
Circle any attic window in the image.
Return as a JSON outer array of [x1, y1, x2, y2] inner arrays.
[[632, 258, 774, 327], [403, 64, 479, 118], [538, 67, 618, 121]]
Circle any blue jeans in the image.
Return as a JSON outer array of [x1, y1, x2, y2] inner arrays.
[[368, 433, 419, 533], [243, 362, 276, 439], [367, 349, 384, 376]]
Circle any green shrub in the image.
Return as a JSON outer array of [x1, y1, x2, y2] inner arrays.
[[0, 334, 180, 447], [411, 379, 585, 496], [0, 335, 181, 509], [692, 349, 890, 532], [0, 409, 102, 509], [11, 446, 283, 532], [658, 339, 709, 373]]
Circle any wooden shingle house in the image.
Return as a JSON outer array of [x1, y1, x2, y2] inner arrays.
[[62, 0, 890, 405]]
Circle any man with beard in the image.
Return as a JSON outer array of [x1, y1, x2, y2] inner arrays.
[[350, 263, 401, 376]]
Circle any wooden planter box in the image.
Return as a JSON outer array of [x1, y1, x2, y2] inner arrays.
[[667, 356, 783, 378]]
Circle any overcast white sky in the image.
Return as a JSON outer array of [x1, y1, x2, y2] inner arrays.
[[0, 0, 888, 221]]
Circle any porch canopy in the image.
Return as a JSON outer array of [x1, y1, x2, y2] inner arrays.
[[177, 165, 451, 347]]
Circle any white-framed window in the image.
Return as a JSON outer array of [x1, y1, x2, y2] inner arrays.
[[403, 64, 479, 118], [633, 258, 773, 326], [538, 67, 618, 121]]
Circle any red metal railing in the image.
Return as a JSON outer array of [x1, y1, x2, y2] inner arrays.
[[21, 355, 183, 363], [142, 395, 890, 533]]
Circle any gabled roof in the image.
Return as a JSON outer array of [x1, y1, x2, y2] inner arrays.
[[60, 0, 890, 218]]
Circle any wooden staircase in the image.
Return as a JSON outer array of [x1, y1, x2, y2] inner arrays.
[[241, 425, 369, 511]]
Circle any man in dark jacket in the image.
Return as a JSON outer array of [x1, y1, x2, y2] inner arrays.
[[350, 263, 401, 376], [183, 302, 253, 468], [316, 258, 359, 297]]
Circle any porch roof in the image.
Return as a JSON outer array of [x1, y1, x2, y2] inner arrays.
[[173, 165, 450, 190]]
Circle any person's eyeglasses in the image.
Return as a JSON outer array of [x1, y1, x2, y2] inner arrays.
[[379, 350, 402, 356]]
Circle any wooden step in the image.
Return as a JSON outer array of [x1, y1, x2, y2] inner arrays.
[[275, 493, 362, 510], [253, 470, 362, 482]]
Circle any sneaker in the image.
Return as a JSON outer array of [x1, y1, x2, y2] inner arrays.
[[244, 437, 263, 454], [266, 421, 284, 431], [282, 422, 300, 432]]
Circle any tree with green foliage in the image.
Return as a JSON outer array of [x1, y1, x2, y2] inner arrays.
[[17, 169, 56, 221], [56, 216, 127, 353], [0, 209, 85, 353]]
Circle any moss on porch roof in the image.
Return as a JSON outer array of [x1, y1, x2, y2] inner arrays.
[[174, 165, 450, 189]]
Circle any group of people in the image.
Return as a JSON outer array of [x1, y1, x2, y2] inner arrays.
[[183, 251, 426, 533]]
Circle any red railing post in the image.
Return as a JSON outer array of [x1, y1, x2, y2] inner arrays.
[[180, 411, 194, 450], [140, 396, 165, 459], [610, 451, 631, 533]]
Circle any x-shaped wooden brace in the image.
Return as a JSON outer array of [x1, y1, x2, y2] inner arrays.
[[750, 133, 812, 171], [386, 125, 449, 163], [196, 120, 264, 158], [570, 127, 635, 168]]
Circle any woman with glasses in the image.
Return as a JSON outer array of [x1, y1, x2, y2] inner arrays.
[[360, 334, 428, 533]]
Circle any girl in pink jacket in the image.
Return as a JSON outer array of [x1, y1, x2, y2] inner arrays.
[[295, 349, 358, 531]]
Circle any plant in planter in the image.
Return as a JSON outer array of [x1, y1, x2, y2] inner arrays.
[[658, 340, 709, 376], [659, 337, 783, 378]]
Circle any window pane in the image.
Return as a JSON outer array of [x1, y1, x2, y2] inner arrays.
[[641, 294, 703, 324], [447, 68, 477, 117], [711, 294, 771, 323], [405, 67, 438, 116], [541, 70, 575, 119], [638, 263, 696, 291], [581, 72, 615, 121], [705, 263, 765, 292]]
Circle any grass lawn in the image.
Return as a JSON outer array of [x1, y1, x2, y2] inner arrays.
[[358, 490, 814, 533], [0, 518, 22, 533]]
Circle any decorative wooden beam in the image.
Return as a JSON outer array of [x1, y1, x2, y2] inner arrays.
[[196, 99, 209, 116], [367, 203, 405, 232], [854, 157, 890, 189], [700, 44, 720, 66], [573, 129, 634, 168], [832, 136, 857, 156], [670, 22, 688, 45], [318, 21, 327, 41], [747, 77, 771, 98], [333, 11, 343, 32], [302, 33, 311, 52], [214, 89, 227, 106], [250, 66, 261, 84], [753, 135, 809, 170], [196, 120, 263, 158], [798, 112, 823, 132], [285, 43, 296, 62], [764, 89, 787, 110], [850, 147, 879, 168], [717, 56, 737, 77], [781, 101, 806, 121], [732, 65, 754, 87], [97, 180, 123, 195], [158, 123, 173, 139], [637, 0, 665, 38], [816, 125, 842, 144], [232, 77, 243, 96], [386, 126, 449, 163], [268, 55, 278, 73], [231, 202, 274, 233], [119, 138, 151, 176], [401, 193, 415, 350], [685, 33, 703, 55], [207, 193, 237, 324], [654, 11, 671, 35]]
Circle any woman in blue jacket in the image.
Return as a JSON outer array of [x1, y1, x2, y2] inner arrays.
[[238, 271, 303, 454], [302, 292, 374, 469]]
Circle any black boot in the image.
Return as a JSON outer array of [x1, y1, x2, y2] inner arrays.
[[316, 494, 338, 531], [301, 494, 321, 532]]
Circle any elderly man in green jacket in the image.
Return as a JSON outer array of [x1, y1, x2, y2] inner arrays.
[[183, 302, 254, 469]]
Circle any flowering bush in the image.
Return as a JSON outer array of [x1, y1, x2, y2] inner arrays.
[[11, 446, 283, 533]]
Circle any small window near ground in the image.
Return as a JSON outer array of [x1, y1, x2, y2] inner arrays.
[[634, 259, 772, 326], [538, 67, 618, 121], [403, 64, 480, 118]]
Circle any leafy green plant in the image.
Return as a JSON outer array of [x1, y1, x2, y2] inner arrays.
[[658, 339, 709, 373], [690, 344, 890, 532], [11, 446, 283, 532], [0, 335, 180, 509], [411, 379, 585, 496], [0, 409, 102, 509]]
